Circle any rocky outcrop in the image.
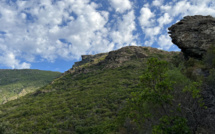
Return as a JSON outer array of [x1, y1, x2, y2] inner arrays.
[[168, 15, 215, 59], [64, 46, 178, 75], [73, 53, 107, 68]]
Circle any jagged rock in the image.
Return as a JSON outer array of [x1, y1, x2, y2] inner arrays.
[[168, 15, 215, 59]]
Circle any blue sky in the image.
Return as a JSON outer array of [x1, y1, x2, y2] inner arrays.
[[0, 0, 215, 72]]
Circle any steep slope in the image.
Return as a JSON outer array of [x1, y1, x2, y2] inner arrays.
[[0, 46, 179, 134], [0, 69, 61, 104]]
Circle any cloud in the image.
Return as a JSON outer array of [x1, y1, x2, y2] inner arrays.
[[158, 13, 172, 26], [145, 27, 161, 37], [138, 6, 160, 45], [110, 10, 136, 48], [0, 52, 30, 69], [139, 6, 155, 28], [109, 0, 132, 13], [0, 0, 112, 68], [161, 0, 215, 17], [158, 34, 173, 50], [152, 0, 163, 7]]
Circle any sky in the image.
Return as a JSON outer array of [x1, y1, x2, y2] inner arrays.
[[0, 0, 215, 72]]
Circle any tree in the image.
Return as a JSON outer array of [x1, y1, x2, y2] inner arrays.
[[126, 57, 203, 133]]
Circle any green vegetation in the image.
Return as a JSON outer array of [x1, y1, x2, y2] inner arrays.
[[0, 121, 15, 134], [0, 46, 214, 133], [0, 69, 61, 104], [0, 59, 146, 134], [123, 58, 203, 133]]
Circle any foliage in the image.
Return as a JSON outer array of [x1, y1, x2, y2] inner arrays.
[[138, 58, 173, 105], [152, 116, 190, 134], [125, 57, 203, 133], [0, 59, 145, 134], [0, 121, 15, 134], [171, 52, 185, 68]]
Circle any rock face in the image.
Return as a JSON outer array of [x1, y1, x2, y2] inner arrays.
[[168, 15, 215, 59]]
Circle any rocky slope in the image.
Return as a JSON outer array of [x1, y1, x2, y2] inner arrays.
[[168, 15, 215, 59]]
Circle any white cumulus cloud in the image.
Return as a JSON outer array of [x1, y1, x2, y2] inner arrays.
[[139, 7, 155, 28], [0, 52, 30, 69], [152, 0, 163, 7], [158, 13, 172, 27], [110, 10, 136, 48], [158, 34, 173, 50], [0, 0, 112, 69], [110, 0, 132, 13], [161, 0, 215, 17]]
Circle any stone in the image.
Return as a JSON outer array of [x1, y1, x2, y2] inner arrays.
[[168, 15, 215, 59]]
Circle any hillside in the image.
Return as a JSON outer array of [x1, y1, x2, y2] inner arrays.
[[0, 46, 180, 134], [0, 69, 61, 104]]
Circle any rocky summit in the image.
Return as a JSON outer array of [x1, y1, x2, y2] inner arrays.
[[168, 15, 215, 59], [64, 46, 177, 75]]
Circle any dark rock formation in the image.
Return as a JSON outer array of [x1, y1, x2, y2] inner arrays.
[[168, 15, 215, 59]]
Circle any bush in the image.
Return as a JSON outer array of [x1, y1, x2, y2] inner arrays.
[[152, 116, 190, 134], [125, 58, 204, 133], [0, 122, 15, 134]]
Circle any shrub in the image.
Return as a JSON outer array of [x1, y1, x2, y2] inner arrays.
[[125, 58, 204, 133], [0, 122, 15, 134]]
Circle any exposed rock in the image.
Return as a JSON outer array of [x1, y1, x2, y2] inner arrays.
[[73, 53, 107, 68], [102, 46, 178, 68], [64, 53, 108, 75], [103, 46, 149, 68], [64, 46, 178, 75], [168, 15, 215, 59]]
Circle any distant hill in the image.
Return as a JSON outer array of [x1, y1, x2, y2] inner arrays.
[[0, 69, 61, 104]]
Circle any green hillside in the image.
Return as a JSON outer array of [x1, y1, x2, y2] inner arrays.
[[0, 46, 214, 133], [0, 69, 61, 104], [0, 46, 178, 133]]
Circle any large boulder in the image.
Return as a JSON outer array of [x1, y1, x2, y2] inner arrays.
[[168, 15, 215, 59]]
